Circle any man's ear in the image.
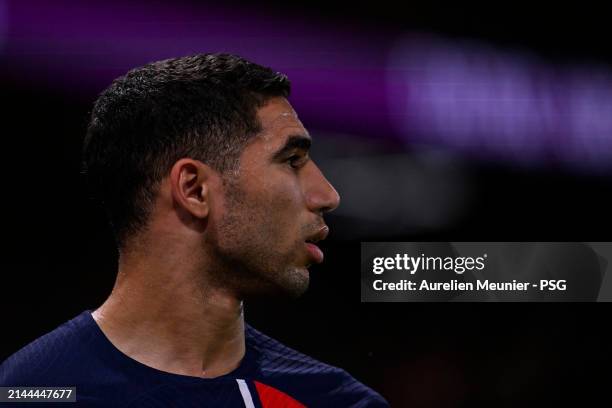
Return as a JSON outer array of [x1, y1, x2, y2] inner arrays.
[[169, 158, 211, 219]]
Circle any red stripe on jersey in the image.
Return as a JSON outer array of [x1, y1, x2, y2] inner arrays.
[[254, 381, 306, 408]]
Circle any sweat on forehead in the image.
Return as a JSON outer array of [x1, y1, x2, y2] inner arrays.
[[263, 110, 302, 126], [255, 111, 307, 143]]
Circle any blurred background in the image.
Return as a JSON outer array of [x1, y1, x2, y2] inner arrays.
[[1, 1, 611, 406]]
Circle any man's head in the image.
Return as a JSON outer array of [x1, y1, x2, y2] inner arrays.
[[83, 53, 340, 298]]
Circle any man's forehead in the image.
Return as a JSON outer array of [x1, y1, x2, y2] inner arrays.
[[260, 107, 303, 128], [256, 99, 310, 142], [265, 111, 302, 128]]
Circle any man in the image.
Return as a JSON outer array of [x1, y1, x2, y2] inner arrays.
[[1, 54, 389, 407]]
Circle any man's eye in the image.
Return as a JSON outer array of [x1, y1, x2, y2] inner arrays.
[[287, 155, 307, 169]]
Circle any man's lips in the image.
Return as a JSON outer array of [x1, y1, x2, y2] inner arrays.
[[304, 225, 329, 264], [305, 225, 329, 244], [305, 242, 324, 263]]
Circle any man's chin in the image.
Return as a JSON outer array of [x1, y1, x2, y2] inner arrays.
[[287, 266, 311, 297], [273, 265, 310, 299], [243, 266, 310, 301]]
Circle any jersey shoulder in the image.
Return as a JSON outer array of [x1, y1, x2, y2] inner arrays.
[[246, 324, 389, 407], [0, 311, 95, 386]]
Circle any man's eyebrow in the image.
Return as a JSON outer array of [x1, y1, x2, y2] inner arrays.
[[272, 135, 312, 159]]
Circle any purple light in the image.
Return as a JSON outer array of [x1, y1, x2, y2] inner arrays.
[[0, 0, 7, 51], [3, 0, 396, 137], [4, 1, 612, 172], [388, 36, 612, 170]]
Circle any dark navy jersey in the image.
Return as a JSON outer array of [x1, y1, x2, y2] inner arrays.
[[1, 310, 388, 407]]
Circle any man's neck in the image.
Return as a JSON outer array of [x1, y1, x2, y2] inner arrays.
[[92, 248, 246, 379]]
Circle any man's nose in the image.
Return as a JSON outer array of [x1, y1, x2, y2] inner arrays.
[[306, 164, 341, 214]]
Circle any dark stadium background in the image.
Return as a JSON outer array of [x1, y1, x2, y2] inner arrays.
[[2, 1, 611, 406]]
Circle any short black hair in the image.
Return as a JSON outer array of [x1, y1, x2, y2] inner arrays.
[[82, 53, 291, 250]]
